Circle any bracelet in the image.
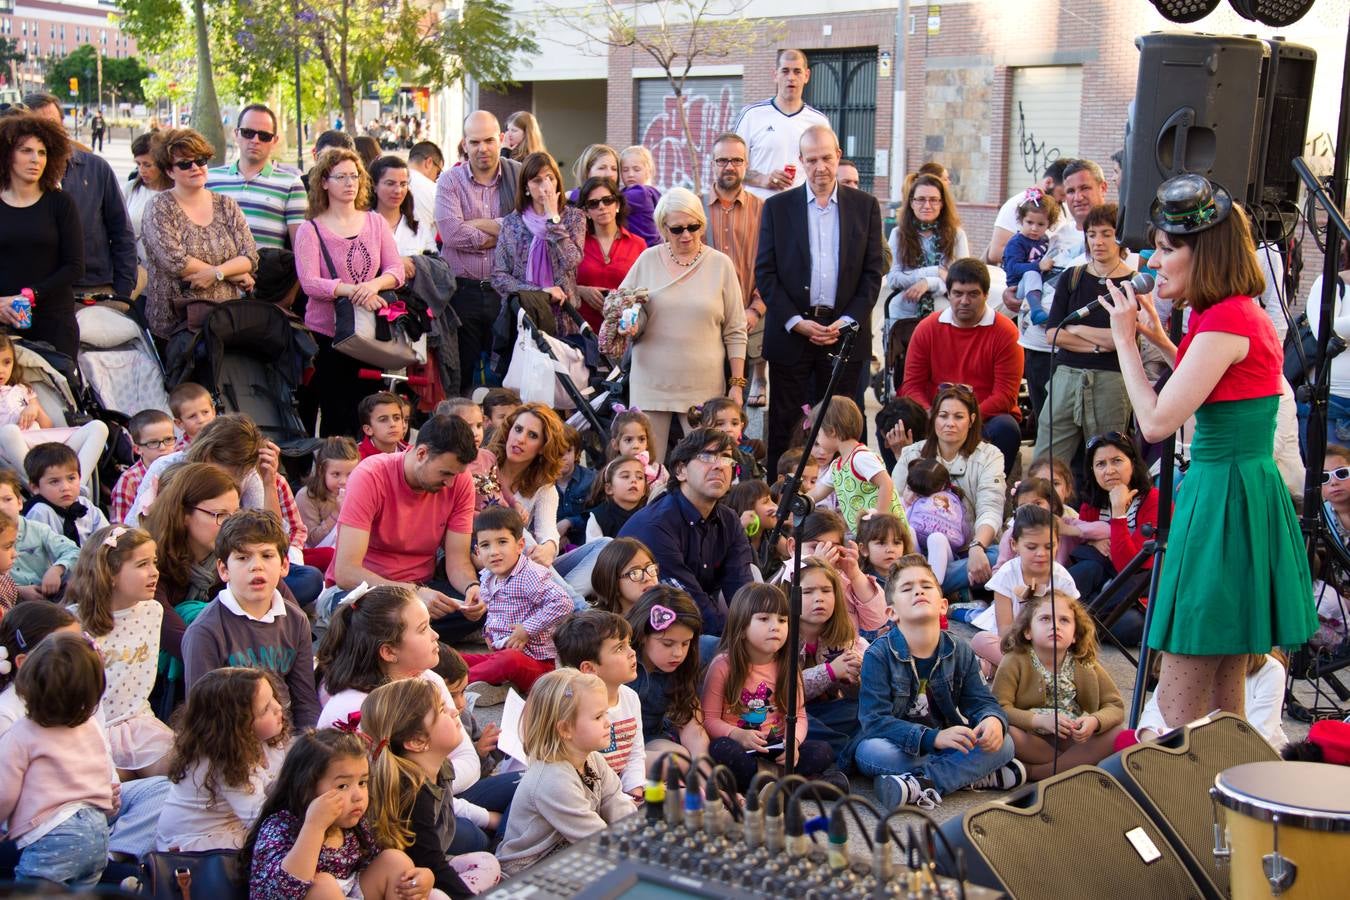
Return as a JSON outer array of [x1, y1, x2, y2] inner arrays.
[[728, 376, 748, 388], [825, 662, 837, 682]]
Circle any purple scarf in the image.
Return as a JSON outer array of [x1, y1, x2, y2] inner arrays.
[[522, 208, 556, 288]]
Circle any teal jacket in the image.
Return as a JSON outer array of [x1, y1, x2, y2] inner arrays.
[[13, 516, 80, 586]]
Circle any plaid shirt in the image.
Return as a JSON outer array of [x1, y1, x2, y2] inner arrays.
[[109, 459, 148, 524], [479, 553, 573, 661], [275, 476, 307, 549]]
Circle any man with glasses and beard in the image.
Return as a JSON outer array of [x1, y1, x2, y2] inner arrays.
[[207, 103, 307, 251], [705, 132, 767, 406]]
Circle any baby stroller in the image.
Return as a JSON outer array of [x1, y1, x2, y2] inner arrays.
[[76, 299, 172, 418], [166, 301, 320, 458]]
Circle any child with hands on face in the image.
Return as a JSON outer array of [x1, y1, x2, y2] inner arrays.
[[727, 479, 790, 579], [780, 509, 889, 637], [991, 591, 1124, 781], [606, 408, 668, 492], [624, 587, 708, 766]]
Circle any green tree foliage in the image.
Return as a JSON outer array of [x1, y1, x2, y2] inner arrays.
[[44, 44, 152, 104]]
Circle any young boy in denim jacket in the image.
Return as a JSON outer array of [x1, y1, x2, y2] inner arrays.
[[849, 554, 1024, 810]]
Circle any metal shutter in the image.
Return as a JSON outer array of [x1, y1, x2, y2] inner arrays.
[[1005, 66, 1083, 194], [636, 76, 742, 192]]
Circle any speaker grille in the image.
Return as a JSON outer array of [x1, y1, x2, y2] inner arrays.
[[1117, 717, 1278, 895], [963, 768, 1204, 900]]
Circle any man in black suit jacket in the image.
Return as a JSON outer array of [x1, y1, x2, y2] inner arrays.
[[755, 124, 884, 473]]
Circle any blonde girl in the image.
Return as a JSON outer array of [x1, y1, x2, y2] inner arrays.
[[584, 454, 649, 541], [495, 669, 635, 875], [618, 145, 661, 246], [68, 523, 175, 777], [296, 436, 360, 550], [362, 678, 501, 895], [504, 111, 546, 161]]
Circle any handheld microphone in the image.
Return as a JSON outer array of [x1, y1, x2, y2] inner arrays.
[[1060, 271, 1154, 324]]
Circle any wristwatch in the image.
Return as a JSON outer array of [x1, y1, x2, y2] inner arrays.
[[213, 268, 224, 283], [548, 213, 561, 225]]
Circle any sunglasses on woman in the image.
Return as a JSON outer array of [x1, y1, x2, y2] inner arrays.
[[667, 223, 702, 235], [583, 195, 618, 211], [1323, 467, 1350, 485], [1086, 431, 1130, 453], [172, 157, 213, 171]]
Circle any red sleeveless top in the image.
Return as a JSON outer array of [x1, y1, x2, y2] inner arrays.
[[1174, 296, 1282, 404]]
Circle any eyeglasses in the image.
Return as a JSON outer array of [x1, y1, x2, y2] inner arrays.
[[193, 507, 234, 525], [172, 157, 213, 171], [1086, 431, 1130, 453], [326, 173, 361, 184], [621, 563, 660, 583], [714, 157, 746, 168], [667, 223, 703, 235], [583, 195, 618, 211], [694, 450, 736, 466], [137, 437, 176, 450], [1323, 467, 1350, 485], [912, 197, 941, 207], [237, 127, 276, 142]]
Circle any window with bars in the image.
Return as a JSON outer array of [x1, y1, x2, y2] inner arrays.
[[804, 48, 879, 192]]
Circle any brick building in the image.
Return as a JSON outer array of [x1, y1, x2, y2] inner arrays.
[[0, 0, 137, 93]]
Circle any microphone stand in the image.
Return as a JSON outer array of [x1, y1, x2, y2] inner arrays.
[[762, 323, 860, 774]]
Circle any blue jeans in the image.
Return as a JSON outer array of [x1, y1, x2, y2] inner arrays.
[[941, 545, 1001, 596], [853, 734, 1015, 795], [283, 564, 324, 611], [451, 771, 522, 853], [16, 806, 109, 889], [1297, 393, 1350, 456], [806, 696, 860, 764], [981, 413, 1023, 476]]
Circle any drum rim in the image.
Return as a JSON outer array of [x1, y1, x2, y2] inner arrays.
[[1213, 781, 1350, 832]]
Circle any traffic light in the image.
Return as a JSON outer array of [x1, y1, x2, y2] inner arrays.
[[68, 77, 78, 96]]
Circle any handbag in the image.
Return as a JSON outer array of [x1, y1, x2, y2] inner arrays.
[[503, 308, 591, 408], [141, 848, 247, 900], [310, 221, 427, 370]]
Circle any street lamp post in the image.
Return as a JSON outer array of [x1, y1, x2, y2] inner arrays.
[[293, 0, 303, 170]]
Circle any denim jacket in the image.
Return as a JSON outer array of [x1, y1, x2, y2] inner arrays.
[[847, 625, 1007, 761], [557, 466, 597, 537]]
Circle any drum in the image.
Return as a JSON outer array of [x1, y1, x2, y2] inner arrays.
[[1211, 761, 1350, 898]]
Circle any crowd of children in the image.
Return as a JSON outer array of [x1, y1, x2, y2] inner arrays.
[[0, 367, 1291, 897]]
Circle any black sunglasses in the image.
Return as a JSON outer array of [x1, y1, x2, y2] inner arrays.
[[172, 157, 213, 172], [237, 127, 276, 142], [667, 223, 702, 235], [1086, 431, 1130, 453], [583, 195, 619, 211]]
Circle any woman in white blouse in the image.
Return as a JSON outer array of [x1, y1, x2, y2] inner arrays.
[[370, 155, 436, 279], [122, 131, 166, 267]]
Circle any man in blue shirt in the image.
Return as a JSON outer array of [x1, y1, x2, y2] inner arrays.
[[619, 428, 753, 635]]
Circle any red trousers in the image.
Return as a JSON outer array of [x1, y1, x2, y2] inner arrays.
[[462, 650, 555, 694]]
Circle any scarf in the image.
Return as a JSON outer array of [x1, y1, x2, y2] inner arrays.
[[21, 494, 88, 544], [522, 208, 556, 289], [176, 554, 221, 627]]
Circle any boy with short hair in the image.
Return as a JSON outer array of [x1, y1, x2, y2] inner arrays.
[[23, 443, 108, 545], [357, 391, 410, 459], [480, 388, 520, 446], [0, 513, 22, 612], [0, 469, 78, 603], [461, 505, 572, 699], [181, 508, 320, 728], [109, 409, 177, 523], [849, 554, 1023, 810], [555, 425, 595, 548], [554, 609, 644, 799], [168, 382, 216, 444]]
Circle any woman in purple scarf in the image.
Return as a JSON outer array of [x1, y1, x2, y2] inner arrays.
[[491, 151, 586, 335]]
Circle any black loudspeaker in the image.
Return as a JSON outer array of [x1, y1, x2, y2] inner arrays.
[[1118, 33, 1266, 249], [939, 765, 1206, 899], [1098, 711, 1280, 899], [1250, 38, 1316, 238]]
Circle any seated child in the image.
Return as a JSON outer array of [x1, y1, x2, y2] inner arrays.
[[619, 146, 662, 246], [691, 398, 763, 482], [1132, 652, 1288, 750], [903, 458, 967, 585], [624, 586, 708, 766], [0, 601, 81, 733], [876, 395, 928, 471], [22, 442, 109, 545], [850, 554, 1023, 811], [169, 381, 217, 446], [992, 591, 1124, 780], [362, 678, 501, 896], [856, 512, 912, 586], [0, 334, 108, 494], [779, 509, 888, 636], [496, 669, 636, 874], [774, 447, 820, 496], [585, 455, 649, 541], [969, 506, 1078, 672], [702, 583, 841, 792], [462, 506, 572, 697], [808, 396, 904, 533], [797, 557, 867, 761], [0, 632, 117, 889], [555, 425, 596, 549], [727, 479, 788, 580], [182, 509, 321, 728], [294, 437, 359, 571], [589, 537, 660, 616], [0, 513, 19, 612], [994, 477, 1073, 570], [481, 387, 520, 446], [555, 609, 645, 800], [436, 396, 502, 509], [607, 408, 667, 492], [156, 667, 291, 851], [110, 409, 178, 524], [358, 391, 410, 459], [0, 469, 77, 602]]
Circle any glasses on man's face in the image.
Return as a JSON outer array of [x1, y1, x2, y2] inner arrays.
[[622, 563, 660, 583], [694, 450, 736, 466], [714, 157, 746, 168], [173, 157, 212, 172], [1323, 467, 1350, 485], [137, 437, 176, 450], [912, 197, 941, 207], [668, 223, 702, 235], [194, 507, 233, 526], [583, 195, 618, 211], [237, 127, 276, 143], [326, 173, 361, 184]]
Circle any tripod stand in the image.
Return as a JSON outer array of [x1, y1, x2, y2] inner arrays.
[[759, 323, 861, 773]]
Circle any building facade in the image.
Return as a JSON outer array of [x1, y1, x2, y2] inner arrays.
[[0, 0, 138, 92]]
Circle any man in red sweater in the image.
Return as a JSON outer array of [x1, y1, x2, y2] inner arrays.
[[900, 257, 1024, 473]]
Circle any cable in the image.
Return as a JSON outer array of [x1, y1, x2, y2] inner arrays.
[[879, 808, 968, 900]]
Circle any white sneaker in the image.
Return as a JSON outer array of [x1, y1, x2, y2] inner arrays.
[[875, 773, 942, 811], [970, 759, 1028, 792]]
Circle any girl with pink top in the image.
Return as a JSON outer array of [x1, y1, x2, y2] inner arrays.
[[701, 583, 839, 792], [294, 148, 405, 438], [0, 632, 117, 889]]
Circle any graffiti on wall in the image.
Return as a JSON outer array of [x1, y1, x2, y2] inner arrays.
[[639, 86, 739, 192], [1015, 101, 1060, 181]]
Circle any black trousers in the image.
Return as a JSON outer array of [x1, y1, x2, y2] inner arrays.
[[300, 334, 370, 438], [452, 279, 502, 391], [766, 339, 866, 476]]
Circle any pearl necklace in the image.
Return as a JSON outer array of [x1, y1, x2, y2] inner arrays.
[[669, 245, 703, 268]]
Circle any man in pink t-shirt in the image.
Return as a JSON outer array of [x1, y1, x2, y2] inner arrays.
[[328, 414, 487, 640]]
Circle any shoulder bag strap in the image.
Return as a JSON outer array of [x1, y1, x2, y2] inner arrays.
[[311, 220, 340, 281]]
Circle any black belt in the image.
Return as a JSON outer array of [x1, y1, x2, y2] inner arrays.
[[805, 305, 836, 319], [456, 278, 495, 292]]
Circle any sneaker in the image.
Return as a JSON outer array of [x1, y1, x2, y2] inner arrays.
[[970, 759, 1028, 792], [466, 680, 508, 708], [948, 601, 987, 624], [816, 767, 851, 796], [875, 773, 942, 811]]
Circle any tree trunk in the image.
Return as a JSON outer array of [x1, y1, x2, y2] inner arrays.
[[190, 0, 225, 161], [673, 87, 701, 196]]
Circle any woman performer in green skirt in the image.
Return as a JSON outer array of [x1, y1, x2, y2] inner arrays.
[[1101, 173, 1316, 729]]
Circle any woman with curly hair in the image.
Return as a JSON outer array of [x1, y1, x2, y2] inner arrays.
[[484, 402, 567, 565], [0, 112, 82, 359], [141, 127, 258, 339], [155, 667, 292, 851], [295, 147, 405, 437]]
